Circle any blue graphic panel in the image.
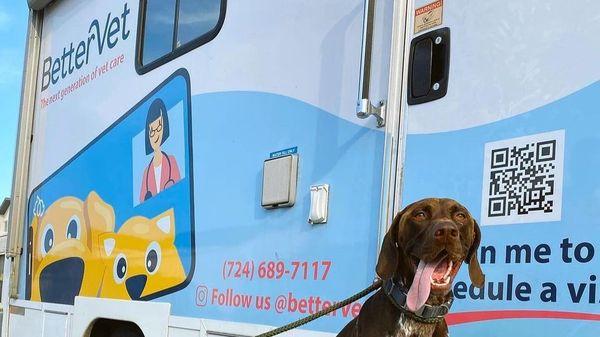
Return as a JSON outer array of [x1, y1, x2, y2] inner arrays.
[[23, 73, 386, 332], [25, 69, 195, 304]]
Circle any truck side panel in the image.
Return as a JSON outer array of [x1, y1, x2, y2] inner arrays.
[[16, 0, 392, 334]]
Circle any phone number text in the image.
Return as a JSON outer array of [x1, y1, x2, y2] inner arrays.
[[222, 260, 332, 281]]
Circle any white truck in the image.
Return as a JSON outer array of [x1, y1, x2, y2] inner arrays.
[[3, 0, 599, 336]]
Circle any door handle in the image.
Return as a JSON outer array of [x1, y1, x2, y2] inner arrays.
[[355, 0, 386, 127], [407, 27, 450, 105]]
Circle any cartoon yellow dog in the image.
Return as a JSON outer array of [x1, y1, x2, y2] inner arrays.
[[31, 191, 114, 304], [31, 192, 185, 303], [99, 208, 186, 300]]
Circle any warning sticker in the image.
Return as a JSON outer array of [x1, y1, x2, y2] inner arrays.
[[414, 0, 443, 34]]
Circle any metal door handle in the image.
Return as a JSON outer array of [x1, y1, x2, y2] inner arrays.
[[355, 0, 386, 127], [408, 27, 450, 105]]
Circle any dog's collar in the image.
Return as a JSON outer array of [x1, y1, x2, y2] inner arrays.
[[382, 278, 453, 324]]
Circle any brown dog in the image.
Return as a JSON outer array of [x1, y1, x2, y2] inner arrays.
[[337, 198, 484, 337]]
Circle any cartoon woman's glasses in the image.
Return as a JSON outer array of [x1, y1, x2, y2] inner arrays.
[[149, 119, 163, 137]]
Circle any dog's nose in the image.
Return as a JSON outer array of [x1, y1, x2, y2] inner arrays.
[[126, 274, 147, 300], [433, 221, 459, 241]]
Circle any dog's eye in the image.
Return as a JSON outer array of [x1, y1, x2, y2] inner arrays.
[[40, 224, 54, 256], [113, 253, 127, 284], [454, 212, 467, 221], [145, 241, 162, 275], [413, 211, 427, 221], [66, 216, 80, 240]]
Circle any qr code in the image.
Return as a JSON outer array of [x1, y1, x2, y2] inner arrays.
[[481, 130, 565, 225]]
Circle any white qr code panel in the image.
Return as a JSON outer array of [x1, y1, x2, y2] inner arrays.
[[481, 130, 565, 225]]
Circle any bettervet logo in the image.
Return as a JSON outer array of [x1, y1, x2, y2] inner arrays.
[[40, 3, 131, 92]]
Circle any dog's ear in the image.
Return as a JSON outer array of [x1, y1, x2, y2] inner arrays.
[[84, 191, 115, 251], [376, 211, 403, 280], [466, 220, 485, 288], [153, 208, 176, 242], [84, 191, 115, 233], [99, 232, 117, 259]]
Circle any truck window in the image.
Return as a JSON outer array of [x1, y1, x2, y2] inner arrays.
[[137, 0, 226, 74]]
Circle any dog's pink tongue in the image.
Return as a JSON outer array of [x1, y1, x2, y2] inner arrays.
[[406, 260, 437, 312]]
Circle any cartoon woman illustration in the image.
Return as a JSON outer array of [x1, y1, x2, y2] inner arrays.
[[140, 98, 181, 202]]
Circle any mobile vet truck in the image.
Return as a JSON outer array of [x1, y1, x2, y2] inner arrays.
[[4, 0, 600, 336]]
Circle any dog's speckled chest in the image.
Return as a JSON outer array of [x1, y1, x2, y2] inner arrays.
[[389, 315, 436, 337]]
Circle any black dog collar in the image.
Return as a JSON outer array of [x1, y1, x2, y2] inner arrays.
[[383, 278, 453, 324]]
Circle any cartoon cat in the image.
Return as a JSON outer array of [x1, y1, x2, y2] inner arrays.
[[99, 208, 186, 300], [31, 191, 114, 304]]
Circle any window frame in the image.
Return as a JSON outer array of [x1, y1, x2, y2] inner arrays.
[[135, 0, 227, 75]]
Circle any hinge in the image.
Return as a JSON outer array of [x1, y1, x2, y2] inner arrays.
[[356, 99, 386, 127]]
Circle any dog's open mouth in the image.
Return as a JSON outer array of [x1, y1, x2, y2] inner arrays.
[[406, 253, 462, 312], [430, 255, 462, 290], [39, 257, 84, 305]]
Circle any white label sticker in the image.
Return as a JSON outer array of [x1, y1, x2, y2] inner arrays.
[[414, 0, 444, 34]]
